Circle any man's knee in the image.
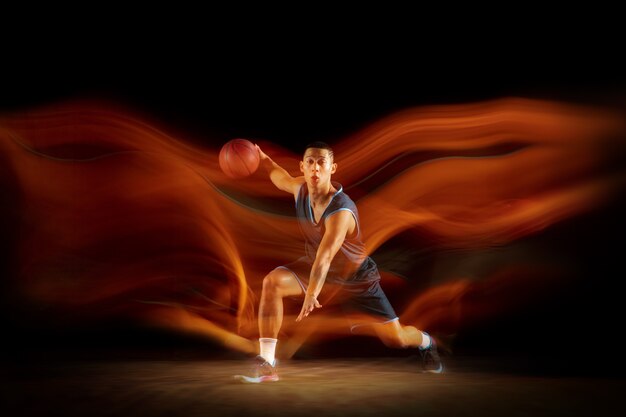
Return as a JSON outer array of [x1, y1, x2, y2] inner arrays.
[[378, 324, 410, 349], [262, 269, 295, 295], [262, 271, 279, 292]]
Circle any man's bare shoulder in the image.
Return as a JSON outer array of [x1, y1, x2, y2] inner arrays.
[[323, 209, 356, 238], [292, 176, 306, 202]]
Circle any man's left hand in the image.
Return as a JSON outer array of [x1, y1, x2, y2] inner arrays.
[[296, 294, 322, 322]]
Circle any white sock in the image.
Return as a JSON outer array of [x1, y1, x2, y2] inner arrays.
[[419, 332, 431, 350], [259, 338, 277, 366]]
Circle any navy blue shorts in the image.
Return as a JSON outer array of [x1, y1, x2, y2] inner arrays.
[[276, 256, 399, 326]]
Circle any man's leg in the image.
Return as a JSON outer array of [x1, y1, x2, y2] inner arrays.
[[343, 277, 443, 373], [373, 320, 443, 373], [259, 267, 304, 339], [236, 268, 303, 383], [372, 319, 428, 349]]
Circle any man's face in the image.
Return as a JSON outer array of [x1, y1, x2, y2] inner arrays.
[[300, 148, 336, 185]]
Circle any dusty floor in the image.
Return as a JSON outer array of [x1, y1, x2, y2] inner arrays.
[[3, 356, 624, 417]]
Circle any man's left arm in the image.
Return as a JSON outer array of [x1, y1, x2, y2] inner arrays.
[[296, 210, 353, 322]]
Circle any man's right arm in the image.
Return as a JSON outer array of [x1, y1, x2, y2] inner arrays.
[[255, 144, 304, 196]]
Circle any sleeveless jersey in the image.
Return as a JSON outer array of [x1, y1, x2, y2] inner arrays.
[[294, 181, 380, 284]]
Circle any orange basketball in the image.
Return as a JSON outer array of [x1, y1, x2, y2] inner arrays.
[[219, 138, 260, 179]]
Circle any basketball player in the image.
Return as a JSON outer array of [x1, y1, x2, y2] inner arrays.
[[237, 142, 442, 383]]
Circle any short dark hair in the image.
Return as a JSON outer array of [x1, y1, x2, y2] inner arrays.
[[303, 141, 334, 161]]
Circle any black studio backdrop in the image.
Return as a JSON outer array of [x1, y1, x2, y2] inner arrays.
[[4, 45, 626, 150]]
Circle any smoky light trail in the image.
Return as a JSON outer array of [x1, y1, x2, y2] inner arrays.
[[1, 98, 623, 355]]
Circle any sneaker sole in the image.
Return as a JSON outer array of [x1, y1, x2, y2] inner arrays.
[[234, 374, 280, 383], [422, 363, 444, 374]]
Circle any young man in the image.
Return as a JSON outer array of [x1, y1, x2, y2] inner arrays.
[[236, 142, 442, 383]]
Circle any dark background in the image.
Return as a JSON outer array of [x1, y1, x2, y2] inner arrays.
[[4, 35, 626, 150], [2, 35, 625, 375]]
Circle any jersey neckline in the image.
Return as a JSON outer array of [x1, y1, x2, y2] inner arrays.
[[305, 181, 343, 226]]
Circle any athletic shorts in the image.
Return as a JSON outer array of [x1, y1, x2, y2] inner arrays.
[[275, 256, 399, 326]]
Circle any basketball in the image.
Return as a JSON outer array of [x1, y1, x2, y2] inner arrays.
[[219, 139, 260, 179]]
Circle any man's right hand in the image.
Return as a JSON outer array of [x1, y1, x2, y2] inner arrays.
[[255, 144, 269, 161], [254, 143, 301, 195]]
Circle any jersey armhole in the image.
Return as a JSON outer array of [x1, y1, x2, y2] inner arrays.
[[325, 208, 359, 239]]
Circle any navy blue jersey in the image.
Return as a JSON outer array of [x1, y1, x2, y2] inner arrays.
[[294, 181, 380, 284]]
